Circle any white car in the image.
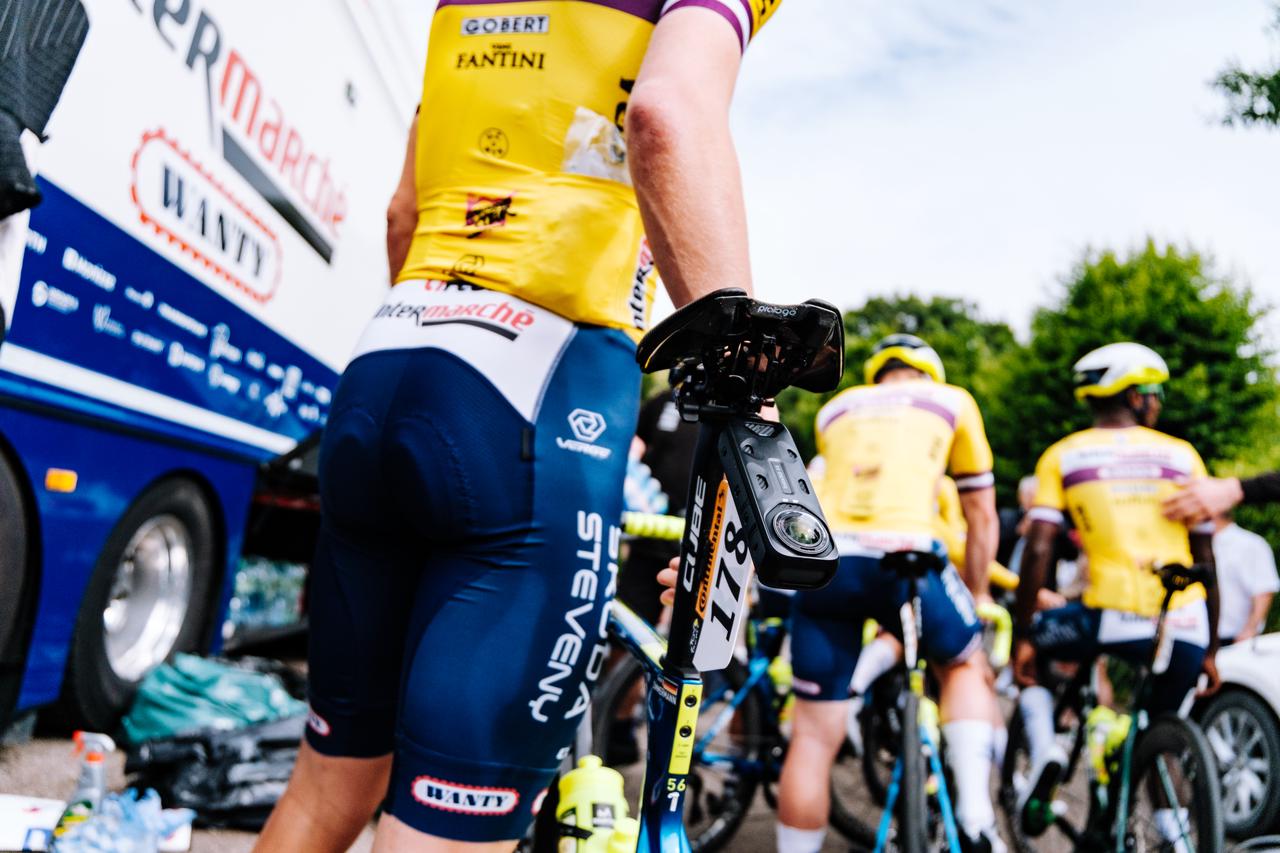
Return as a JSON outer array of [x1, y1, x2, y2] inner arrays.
[[1193, 632, 1280, 839]]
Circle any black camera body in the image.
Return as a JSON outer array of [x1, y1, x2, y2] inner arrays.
[[717, 418, 837, 590]]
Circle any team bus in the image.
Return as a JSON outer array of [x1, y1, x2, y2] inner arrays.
[[0, 0, 423, 730]]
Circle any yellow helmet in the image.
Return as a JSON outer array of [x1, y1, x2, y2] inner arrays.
[[1072, 342, 1169, 400], [864, 334, 945, 385]]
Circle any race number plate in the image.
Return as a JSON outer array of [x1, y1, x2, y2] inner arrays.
[[692, 479, 754, 672]]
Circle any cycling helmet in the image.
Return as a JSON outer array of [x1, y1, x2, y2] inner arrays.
[[1072, 342, 1169, 400], [864, 334, 945, 385]]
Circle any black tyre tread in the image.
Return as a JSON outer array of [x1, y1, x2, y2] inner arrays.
[[0, 448, 30, 729], [1129, 713, 1225, 853], [55, 478, 217, 731], [1201, 688, 1280, 838], [898, 692, 929, 853], [828, 739, 880, 847], [998, 708, 1041, 853], [590, 653, 762, 852]]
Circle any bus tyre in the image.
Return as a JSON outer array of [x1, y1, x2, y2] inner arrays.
[[57, 478, 217, 731], [0, 449, 30, 729]]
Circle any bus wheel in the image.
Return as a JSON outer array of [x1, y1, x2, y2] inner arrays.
[[0, 449, 31, 729], [58, 478, 217, 731]]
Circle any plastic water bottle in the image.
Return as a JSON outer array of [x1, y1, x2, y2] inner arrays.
[[556, 756, 629, 852]]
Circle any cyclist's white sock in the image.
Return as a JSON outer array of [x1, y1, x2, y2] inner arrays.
[[943, 719, 997, 839], [850, 634, 899, 695], [1018, 685, 1056, 766], [1155, 807, 1191, 848], [776, 823, 826, 853], [992, 724, 1008, 768]]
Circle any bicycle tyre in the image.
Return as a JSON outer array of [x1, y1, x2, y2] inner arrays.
[[998, 708, 1037, 853], [591, 653, 762, 852], [829, 737, 880, 848], [1127, 713, 1225, 853], [897, 692, 929, 853]]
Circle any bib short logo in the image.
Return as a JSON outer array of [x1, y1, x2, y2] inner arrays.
[[411, 776, 520, 815]]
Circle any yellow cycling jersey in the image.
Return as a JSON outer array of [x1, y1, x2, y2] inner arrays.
[[398, 0, 781, 339], [934, 476, 966, 567], [814, 380, 995, 538], [1029, 426, 1209, 616]]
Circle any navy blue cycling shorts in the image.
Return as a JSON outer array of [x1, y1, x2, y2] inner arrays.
[[1030, 599, 1209, 715], [789, 542, 982, 701], [304, 281, 639, 842]]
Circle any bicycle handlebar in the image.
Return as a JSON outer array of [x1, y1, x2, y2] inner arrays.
[[975, 601, 1013, 669]]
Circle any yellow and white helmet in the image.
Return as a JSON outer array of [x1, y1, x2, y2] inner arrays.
[[864, 334, 945, 385], [1072, 342, 1169, 400]]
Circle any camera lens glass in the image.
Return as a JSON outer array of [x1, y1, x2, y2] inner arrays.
[[772, 508, 829, 554]]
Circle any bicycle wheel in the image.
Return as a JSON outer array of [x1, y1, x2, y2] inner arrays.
[[829, 737, 880, 849], [897, 692, 929, 853], [1126, 713, 1224, 853], [592, 653, 763, 852], [999, 706, 1088, 853]]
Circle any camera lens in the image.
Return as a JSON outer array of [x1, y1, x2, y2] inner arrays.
[[772, 508, 829, 554]]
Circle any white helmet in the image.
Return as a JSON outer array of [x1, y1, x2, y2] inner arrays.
[[1072, 343, 1169, 400]]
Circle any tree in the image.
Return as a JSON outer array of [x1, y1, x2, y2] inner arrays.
[[1216, 5, 1280, 127], [777, 294, 1021, 467], [988, 242, 1278, 495]]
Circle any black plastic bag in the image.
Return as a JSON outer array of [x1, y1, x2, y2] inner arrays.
[[124, 713, 304, 830]]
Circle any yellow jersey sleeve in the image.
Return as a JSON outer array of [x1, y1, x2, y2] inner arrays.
[[949, 389, 995, 491], [1029, 442, 1066, 525], [658, 0, 781, 51]]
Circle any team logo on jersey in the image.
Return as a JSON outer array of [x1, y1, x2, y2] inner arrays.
[[372, 298, 536, 341], [466, 194, 516, 237], [461, 15, 550, 36], [557, 409, 611, 460], [456, 48, 546, 71], [478, 128, 510, 159], [411, 776, 519, 815]]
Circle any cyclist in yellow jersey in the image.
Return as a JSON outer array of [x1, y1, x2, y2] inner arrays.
[[777, 334, 1006, 853], [1012, 342, 1221, 839], [258, 2, 782, 851]]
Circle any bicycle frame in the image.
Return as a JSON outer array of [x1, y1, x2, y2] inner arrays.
[[873, 574, 963, 853], [616, 413, 836, 852]]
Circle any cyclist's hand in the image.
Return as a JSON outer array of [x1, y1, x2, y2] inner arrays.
[[658, 557, 678, 607], [1197, 652, 1222, 697], [1013, 639, 1039, 688], [1036, 588, 1067, 611], [1161, 476, 1243, 525]]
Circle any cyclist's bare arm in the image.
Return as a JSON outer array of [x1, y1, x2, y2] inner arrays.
[[385, 112, 419, 283], [629, 9, 751, 305], [1013, 519, 1059, 686], [958, 486, 999, 595]]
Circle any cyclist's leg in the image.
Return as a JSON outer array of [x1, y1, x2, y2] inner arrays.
[[1016, 602, 1101, 828], [777, 553, 880, 852], [919, 564, 1003, 846], [258, 355, 431, 853], [377, 326, 638, 847]]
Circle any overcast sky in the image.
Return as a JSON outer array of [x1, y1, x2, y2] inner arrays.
[[394, 1, 1280, 335]]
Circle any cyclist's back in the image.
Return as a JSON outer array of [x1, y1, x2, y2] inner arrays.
[[257, 3, 785, 850], [1031, 424, 1208, 617], [777, 335, 1005, 853]]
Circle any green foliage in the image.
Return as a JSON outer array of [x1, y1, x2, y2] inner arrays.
[[777, 294, 1021, 469], [987, 242, 1277, 492], [1216, 5, 1280, 127]]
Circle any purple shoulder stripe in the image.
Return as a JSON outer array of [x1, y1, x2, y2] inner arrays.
[[439, 0, 664, 23], [663, 0, 746, 49]]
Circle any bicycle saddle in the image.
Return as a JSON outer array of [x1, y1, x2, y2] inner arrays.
[[1154, 563, 1214, 593], [636, 289, 844, 409], [880, 549, 946, 579]]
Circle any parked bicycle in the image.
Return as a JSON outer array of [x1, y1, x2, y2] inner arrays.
[[556, 288, 844, 853], [999, 563, 1225, 853]]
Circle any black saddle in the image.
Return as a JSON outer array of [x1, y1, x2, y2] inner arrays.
[[1154, 563, 1214, 593], [636, 289, 844, 410], [880, 549, 947, 579]]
